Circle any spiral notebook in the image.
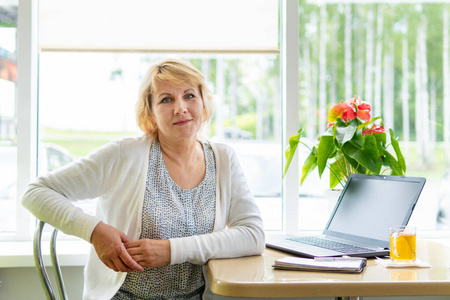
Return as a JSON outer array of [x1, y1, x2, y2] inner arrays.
[[266, 174, 426, 258]]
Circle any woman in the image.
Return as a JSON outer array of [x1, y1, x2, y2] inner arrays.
[[22, 59, 265, 300]]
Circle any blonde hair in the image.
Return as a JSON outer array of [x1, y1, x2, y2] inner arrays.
[[136, 59, 214, 138]]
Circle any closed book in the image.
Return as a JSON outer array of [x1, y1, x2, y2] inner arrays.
[[273, 256, 367, 273]]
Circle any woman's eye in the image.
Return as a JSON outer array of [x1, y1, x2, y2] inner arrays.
[[186, 93, 195, 99], [161, 97, 171, 103]]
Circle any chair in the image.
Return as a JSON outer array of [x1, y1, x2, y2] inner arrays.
[[33, 220, 68, 300]]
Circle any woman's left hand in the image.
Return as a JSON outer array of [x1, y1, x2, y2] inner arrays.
[[124, 239, 171, 268]]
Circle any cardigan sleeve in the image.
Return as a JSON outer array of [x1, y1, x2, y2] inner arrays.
[[169, 143, 265, 265], [21, 141, 122, 242]]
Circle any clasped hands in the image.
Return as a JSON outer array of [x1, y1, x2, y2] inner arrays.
[[91, 222, 171, 273]]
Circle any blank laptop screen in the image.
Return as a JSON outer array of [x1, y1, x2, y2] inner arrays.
[[326, 176, 424, 243]]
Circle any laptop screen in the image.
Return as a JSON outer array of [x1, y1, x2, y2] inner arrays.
[[324, 174, 426, 246]]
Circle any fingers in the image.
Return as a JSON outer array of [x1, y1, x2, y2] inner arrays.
[[125, 240, 140, 249], [99, 244, 135, 273], [117, 232, 143, 272], [119, 231, 133, 244], [100, 250, 143, 273], [103, 252, 140, 273], [91, 222, 143, 273], [119, 247, 144, 272], [107, 258, 131, 273], [124, 239, 171, 268], [104, 260, 119, 272]]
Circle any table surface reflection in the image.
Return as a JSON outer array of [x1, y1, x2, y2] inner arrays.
[[206, 240, 450, 298]]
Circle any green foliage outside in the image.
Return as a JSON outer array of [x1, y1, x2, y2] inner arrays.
[[41, 128, 139, 157], [0, 21, 15, 28], [298, 1, 449, 142], [41, 127, 448, 181]]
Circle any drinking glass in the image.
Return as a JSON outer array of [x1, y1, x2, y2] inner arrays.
[[389, 225, 416, 262]]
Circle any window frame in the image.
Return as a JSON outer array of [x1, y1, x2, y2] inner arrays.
[[9, 0, 287, 241], [6, 0, 450, 242], [14, 0, 38, 241], [281, 0, 300, 234]]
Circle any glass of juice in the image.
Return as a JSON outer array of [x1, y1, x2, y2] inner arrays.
[[389, 225, 416, 262]]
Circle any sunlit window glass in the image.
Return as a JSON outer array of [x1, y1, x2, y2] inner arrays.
[[38, 53, 282, 230], [0, 4, 17, 233], [36, 0, 281, 235], [297, 1, 450, 231]]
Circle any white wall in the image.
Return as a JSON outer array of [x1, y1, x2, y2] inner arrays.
[[1, 266, 450, 300], [0, 266, 84, 299]]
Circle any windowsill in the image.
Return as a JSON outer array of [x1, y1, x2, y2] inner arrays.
[[1, 230, 449, 269], [0, 239, 90, 268]]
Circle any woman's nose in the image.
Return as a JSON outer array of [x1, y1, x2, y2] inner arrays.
[[174, 99, 187, 114]]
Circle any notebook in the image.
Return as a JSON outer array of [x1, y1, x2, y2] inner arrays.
[[266, 174, 426, 258]]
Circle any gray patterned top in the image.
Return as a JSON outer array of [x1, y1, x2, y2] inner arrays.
[[113, 140, 216, 299]]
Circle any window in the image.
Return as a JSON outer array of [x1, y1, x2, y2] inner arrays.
[[38, 53, 282, 229], [37, 0, 281, 231], [3, 0, 450, 241], [0, 0, 282, 240], [296, 1, 450, 232], [0, 3, 18, 233]]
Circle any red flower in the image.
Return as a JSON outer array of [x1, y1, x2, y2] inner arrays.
[[347, 95, 359, 105], [358, 102, 371, 112], [348, 96, 371, 121], [328, 102, 350, 123], [370, 124, 386, 133], [362, 129, 372, 136], [328, 96, 372, 123], [341, 108, 357, 121], [357, 109, 371, 121], [362, 124, 386, 136]]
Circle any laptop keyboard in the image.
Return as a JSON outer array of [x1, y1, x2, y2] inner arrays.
[[287, 236, 373, 254]]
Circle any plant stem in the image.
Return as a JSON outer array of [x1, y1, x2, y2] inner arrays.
[[327, 161, 346, 188], [334, 152, 348, 187]]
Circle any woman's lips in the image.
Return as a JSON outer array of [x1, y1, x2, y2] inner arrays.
[[173, 119, 191, 125]]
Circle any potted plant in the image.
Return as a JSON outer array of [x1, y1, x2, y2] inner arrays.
[[284, 96, 406, 189]]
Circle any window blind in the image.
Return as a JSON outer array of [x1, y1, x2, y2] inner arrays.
[[39, 0, 279, 53]]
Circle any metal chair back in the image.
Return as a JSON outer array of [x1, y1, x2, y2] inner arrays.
[[33, 220, 68, 300]]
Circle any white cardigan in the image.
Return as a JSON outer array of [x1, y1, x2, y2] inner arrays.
[[22, 136, 265, 300]]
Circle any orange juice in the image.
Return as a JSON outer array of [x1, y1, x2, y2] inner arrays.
[[391, 271, 417, 281], [390, 232, 416, 262]]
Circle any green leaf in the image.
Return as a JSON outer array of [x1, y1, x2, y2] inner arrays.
[[357, 116, 382, 130], [329, 160, 345, 188], [384, 151, 405, 176], [324, 125, 335, 136], [335, 119, 357, 145], [372, 132, 387, 147], [283, 129, 304, 178], [342, 142, 378, 174], [317, 135, 335, 177], [300, 150, 318, 185], [363, 134, 379, 166], [341, 150, 367, 174], [390, 129, 406, 173], [379, 155, 388, 167], [350, 128, 364, 148]]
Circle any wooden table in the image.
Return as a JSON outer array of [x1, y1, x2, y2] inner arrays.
[[206, 240, 450, 299]]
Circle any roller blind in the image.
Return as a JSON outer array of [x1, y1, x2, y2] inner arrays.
[[39, 0, 279, 53]]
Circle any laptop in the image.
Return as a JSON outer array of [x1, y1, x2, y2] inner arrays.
[[266, 174, 426, 258]]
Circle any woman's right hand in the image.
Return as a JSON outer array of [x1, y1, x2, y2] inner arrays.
[[90, 222, 144, 273]]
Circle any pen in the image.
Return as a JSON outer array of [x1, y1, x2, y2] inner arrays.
[[314, 256, 366, 261]]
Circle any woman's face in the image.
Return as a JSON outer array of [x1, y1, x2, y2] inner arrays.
[[151, 81, 204, 142]]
